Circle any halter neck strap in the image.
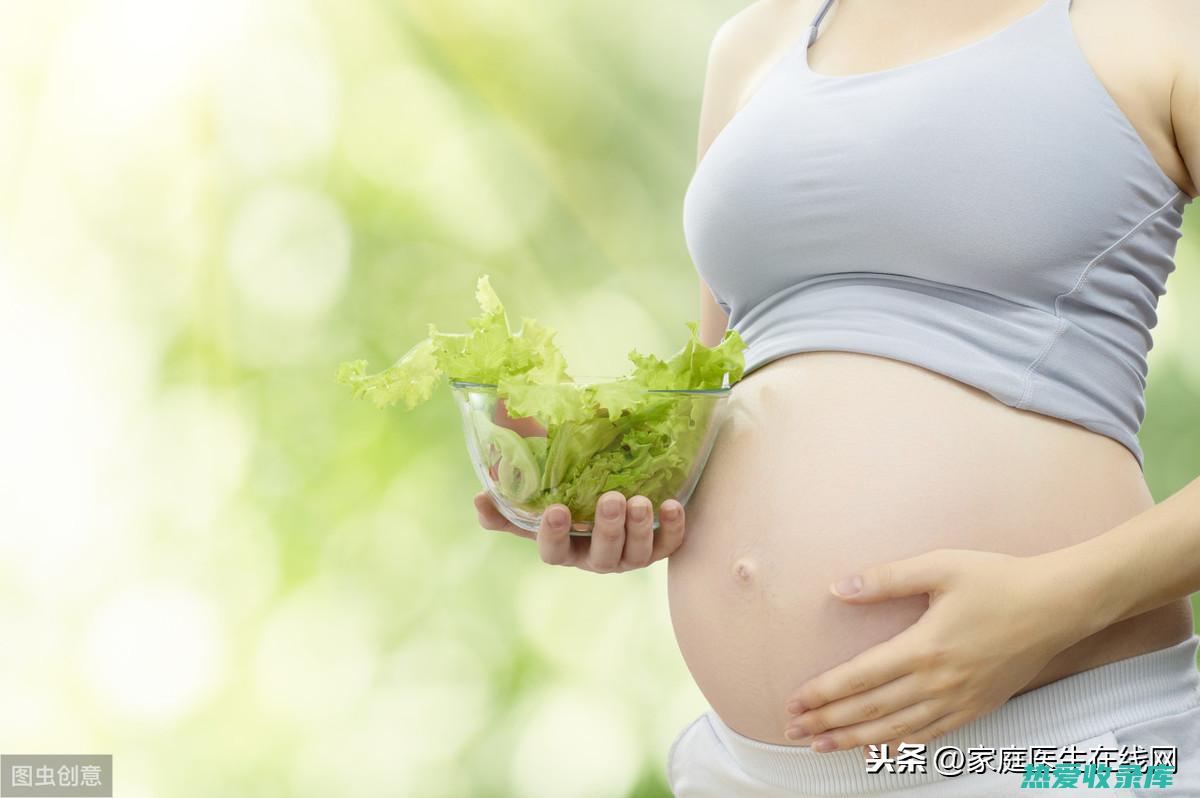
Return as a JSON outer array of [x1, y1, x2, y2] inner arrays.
[[807, 0, 837, 45]]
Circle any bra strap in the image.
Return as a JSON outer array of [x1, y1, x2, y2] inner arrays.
[[807, 0, 837, 45]]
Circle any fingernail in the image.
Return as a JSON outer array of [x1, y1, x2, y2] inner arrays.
[[785, 728, 814, 745], [831, 575, 863, 596], [629, 501, 648, 522], [662, 503, 680, 520], [812, 736, 836, 753], [547, 507, 568, 529], [786, 700, 806, 715], [602, 495, 622, 519]]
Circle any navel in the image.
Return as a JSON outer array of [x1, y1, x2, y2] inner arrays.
[[731, 556, 757, 583]]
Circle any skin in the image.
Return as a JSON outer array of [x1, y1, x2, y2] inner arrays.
[[478, 0, 1200, 758], [783, 497, 1200, 754], [475, 491, 687, 573], [477, 397, 687, 571], [728, 0, 1200, 753]]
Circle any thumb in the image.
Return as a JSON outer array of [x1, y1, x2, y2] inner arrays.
[[829, 550, 952, 603]]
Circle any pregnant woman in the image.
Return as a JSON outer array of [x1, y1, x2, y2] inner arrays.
[[477, 0, 1200, 794]]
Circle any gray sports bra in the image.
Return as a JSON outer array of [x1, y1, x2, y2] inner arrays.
[[682, 0, 1193, 471]]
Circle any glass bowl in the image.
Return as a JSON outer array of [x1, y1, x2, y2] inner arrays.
[[450, 378, 731, 535]]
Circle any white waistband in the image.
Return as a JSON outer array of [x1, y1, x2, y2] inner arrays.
[[706, 634, 1200, 795]]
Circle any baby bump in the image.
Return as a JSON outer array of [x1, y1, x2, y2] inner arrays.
[[666, 351, 1155, 744]]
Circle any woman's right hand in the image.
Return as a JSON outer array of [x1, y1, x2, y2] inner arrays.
[[473, 490, 687, 573]]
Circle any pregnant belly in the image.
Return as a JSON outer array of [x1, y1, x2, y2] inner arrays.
[[667, 351, 1191, 744]]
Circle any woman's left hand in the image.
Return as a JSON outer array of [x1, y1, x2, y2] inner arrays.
[[782, 547, 1100, 755]]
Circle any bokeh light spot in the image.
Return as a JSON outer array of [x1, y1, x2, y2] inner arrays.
[[227, 183, 352, 319], [510, 687, 642, 798], [82, 585, 227, 722]]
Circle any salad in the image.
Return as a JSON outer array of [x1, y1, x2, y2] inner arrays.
[[336, 276, 746, 521]]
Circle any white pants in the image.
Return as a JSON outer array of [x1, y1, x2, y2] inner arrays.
[[668, 634, 1200, 797]]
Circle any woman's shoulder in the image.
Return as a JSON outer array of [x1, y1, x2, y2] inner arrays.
[[695, 0, 817, 161], [1071, 0, 1197, 195], [709, 0, 817, 54], [1152, 0, 1200, 69], [1074, 0, 1195, 74]]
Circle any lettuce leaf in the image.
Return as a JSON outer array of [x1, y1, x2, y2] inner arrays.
[[334, 337, 441, 410], [336, 275, 571, 407], [336, 275, 746, 521], [472, 408, 542, 503]]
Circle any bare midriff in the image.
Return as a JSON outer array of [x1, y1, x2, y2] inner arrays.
[[667, 350, 1194, 745]]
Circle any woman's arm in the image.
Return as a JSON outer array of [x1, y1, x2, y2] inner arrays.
[[1170, 0, 1200, 198], [781, 476, 1200, 754], [699, 280, 729, 349], [1060, 477, 1200, 629]]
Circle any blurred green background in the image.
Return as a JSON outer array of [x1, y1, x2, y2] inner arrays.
[[0, 1, 1195, 796]]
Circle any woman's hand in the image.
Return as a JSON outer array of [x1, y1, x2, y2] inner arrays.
[[474, 490, 687, 573], [782, 547, 1100, 754]]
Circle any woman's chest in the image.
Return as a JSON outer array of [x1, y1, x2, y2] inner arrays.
[[683, 0, 1187, 318]]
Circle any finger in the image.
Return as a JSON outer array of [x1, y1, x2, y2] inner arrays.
[[474, 492, 536, 540], [649, 500, 685, 561], [537, 504, 577, 565], [828, 549, 955, 604], [493, 398, 546, 437], [804, 698, 946, 754], [787, 626, 923, 712], [474, 492, 507, 530], [866, 708, 974, 760], [620, 495, 654, 569], [587, 491, 627, 572], [786, 672, 924, 738]]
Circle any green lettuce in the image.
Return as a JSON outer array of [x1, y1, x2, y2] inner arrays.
[[472, 408, 542, 503], [336, 275, 746, 520]]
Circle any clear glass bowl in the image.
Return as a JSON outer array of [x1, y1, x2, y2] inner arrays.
[[450, 378, 731, 535]]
